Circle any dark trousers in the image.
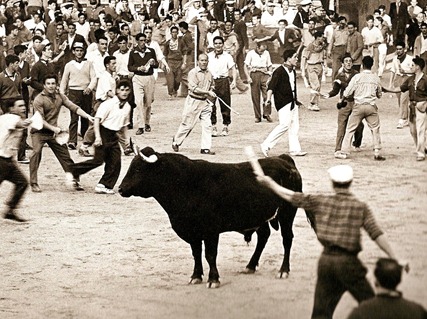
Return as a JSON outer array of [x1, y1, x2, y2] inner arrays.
[[331, 46, 346, 81], [68, 89, 93, 145], [250, 71, 270, 120], [336, 101, 364, 151], [236, 47, 247, 82], [29, 132, 74, 185], [165, 60, 183, 95], [0, 156, 28, 210], [311, 252, 374, 319], [211, 77, 231, 126], [71, 126, 121, 189]]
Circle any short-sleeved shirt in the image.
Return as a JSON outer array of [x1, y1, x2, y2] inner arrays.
[[0, 113, 22, 158], [244, 49, 272, 69], [207, 51, 235, 79], [188, 66, 214, 99], [96, 96, 131, 131], [289, 191, 383, 254]]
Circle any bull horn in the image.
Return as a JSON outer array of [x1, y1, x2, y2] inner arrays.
[[139, 151, 158, 163], [133, 143, 139, 157]]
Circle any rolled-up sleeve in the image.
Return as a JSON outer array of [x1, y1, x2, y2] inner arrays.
[[362, 205, 384, 240]]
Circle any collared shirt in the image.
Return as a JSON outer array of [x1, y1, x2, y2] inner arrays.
[[146, 40, 165, 62], [390, 54, 414, 76], [244, 49, 272, 71], [0, 113, 22, 158], [113, 49, 131, 76], [206, 29, 222, 50], [96, 70, 116, 101], [343, 70, 382, 105], [290, 191, 383, 254], [188, 66, 214, 99], [207, 51, 235, 79], [346, 31, 364, 65], [328, 68, 359, 101], [361, 26, 384, 46], [128, 46, 159, 76], [96, 96, 130, 131], [421, 36, 427, 54], [400, 73, 427, 102], [85, 49, 109, 78], [32, 90, 80, 130], [60, 59, 97, 92], [331, 27, 349, 47]]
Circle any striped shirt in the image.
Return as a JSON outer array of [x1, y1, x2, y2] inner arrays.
[[343, 70, 382, 105], [290, 191, 383, 254]]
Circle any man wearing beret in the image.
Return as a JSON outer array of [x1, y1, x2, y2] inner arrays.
[[256, 164, 402, 319]]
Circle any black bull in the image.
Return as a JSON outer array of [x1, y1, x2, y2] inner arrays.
[[118, 147, 313, 288]]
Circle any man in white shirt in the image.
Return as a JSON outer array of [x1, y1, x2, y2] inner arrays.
[[75, 12, 91, 45], [389, 42, 414, 128], [207, 36, 237, 137], [261, 2, 280, 27], [361, 15, 384, 74], [85, 35, 109, 78], [244, 42, 273, 123]]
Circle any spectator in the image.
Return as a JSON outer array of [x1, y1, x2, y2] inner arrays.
[[347, 258, 425, 319]]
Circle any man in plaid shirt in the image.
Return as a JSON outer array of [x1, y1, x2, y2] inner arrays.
[[257, 164, 401, 319]]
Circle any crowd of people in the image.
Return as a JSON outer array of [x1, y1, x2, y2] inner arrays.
[[0, 0, 426, 317]]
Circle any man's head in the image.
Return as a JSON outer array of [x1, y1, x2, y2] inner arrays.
[[7, 99, 26, 117], [308, 18, 316, 30], [78, 12, 86, 24], [347, 21, 357, 34], [13, 44, 27, 60], [198, 53, 209, 70], [283, 49, 298, 66], [104, 55, 117, 73], [224, 20, 233, 33], [40, 42, 53, 60], [136, 33, 147, 48], [10, 24, 19, 36], [278, 19, 288, 30], [178, 21, 189, 33], [144, 26, 153, 41], [120, 23, 130, 35], [252, 15, 261, 26], [412, 56, 425, 72], [117, 35, 128, 50], [328, 165, 353, 189], [116, 79, 131, 101], [416, 12, 425, 23], [56, 23, 64, 36], [374, 258, 403, 290], [5, 54, 20, 72], [67, 22, 76, 35], [234, 9, 242, 20], [14, 17, 24, 28], [421, 22, 427, 36], [97, 35, 108, 54], [362, 56, 374, 70], [32, 35, 44, 51], [366, 15, 374, 29], [266, 2, 275, 14], [72, 42, 85, 59], [170, 26, 179, 39], [43, 74, 58, 93], [338, 16, 347, 28], [395, 41, 406, 57], [108, 26, 119, 41], [256, 42, 267, 54], [209, 19, 218, 31], [341, 53, 353, 71], [213, 36, 224, 53]]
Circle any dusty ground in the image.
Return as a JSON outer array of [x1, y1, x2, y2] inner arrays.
[[1, 71, 426, 319]]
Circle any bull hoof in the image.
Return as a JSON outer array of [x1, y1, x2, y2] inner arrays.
[[276, 271, 290, 279], [206, 281, 221, 289], [241, 267, 256, 274], [189, 278, 203, 285]]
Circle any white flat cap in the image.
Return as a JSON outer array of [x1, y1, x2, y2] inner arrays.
[[328, 165, 353, 184], [300, 0, 312, 6]]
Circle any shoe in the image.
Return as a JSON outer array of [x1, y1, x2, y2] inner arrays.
[[124, 147, 133, 156], [4, 212, 27, 223], [396, 120, 409, 129], [200, 149, 215, 155], [212, 126, 218, 137], [308, 104, 320, 111], [220, 126, 229, 136], [135, 128, 144, 135], [374, 155, 386, 161], [263, 115, 273, 122], [289, 151, 307, 156], [78, 145, 92, 157], [416, 156, 425, 161], [238, 86, 249, 94], [352, 146, 362, 152], [65, 173, 84, 191], [172, 139, 179, 152], [67, 143, 77, 150], [255, 118, 261, 123], [17, 157, 30, 164], [95, 184, 115, 194], [334, 152, 348, 159], [145, 124, 151, 132], [260, 144, 269, 157], [31, 184, 42, 193]]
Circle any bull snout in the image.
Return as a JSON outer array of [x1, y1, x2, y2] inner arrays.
[[117, 186, 129, 197]]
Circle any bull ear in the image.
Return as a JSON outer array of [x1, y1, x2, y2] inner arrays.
[[138, 151, 158, 163]]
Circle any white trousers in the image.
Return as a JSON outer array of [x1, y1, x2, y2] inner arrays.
[[261, 103, 302, 153]]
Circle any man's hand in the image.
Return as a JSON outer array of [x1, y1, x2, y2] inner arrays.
[[181, 63, 187, 70], [87, 115, 95, 123], [83, 88, 92, 95], [208, 90, 216, 98], [230, 80, 236, 89], [53, 127, 61, 135], [22, 119, 32, 127], [164, 64, 171, 73], [94, 137, 102, 147], [321, 93, 330, 99]]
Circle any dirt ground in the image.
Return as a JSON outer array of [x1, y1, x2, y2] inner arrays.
[[1, 71, 426, 319]]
